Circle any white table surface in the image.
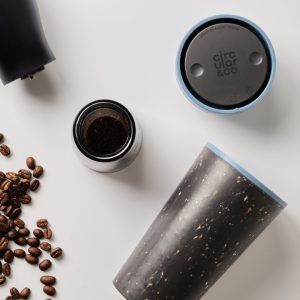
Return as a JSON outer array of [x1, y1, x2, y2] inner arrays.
[[0, 0, 299, 299]]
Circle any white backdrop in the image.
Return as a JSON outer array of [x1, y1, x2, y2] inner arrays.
[[0, 0, 299, 299]]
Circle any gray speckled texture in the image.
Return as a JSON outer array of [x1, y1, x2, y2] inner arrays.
[[114, 146, 285, 300]]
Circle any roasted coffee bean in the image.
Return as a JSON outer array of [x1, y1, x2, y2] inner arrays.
[[0, 275, 6, 285], [18, 228, 30, 237], [44, 228, 53, 239], [2, 263, 11, 276], [26, 157, 36, 170], [33, 165, 43, 178], [4, 249, 14, 263], [10, 287, 20, 298], [0, 238, 9, 251], [33, 228, 44, 239], [25, 254, 38, 265], [18, 169, 32, 180], [40, 241, 51, 252], [14, 218, 25, 229], [37, 219, 48, 228], [10, 208, 22, 219], [0, 133, 3, 143], [29, 179, 40, 191], [0, 144, 10, 156], [19, 194, 31, 205], [14, 248, 26, 258], [15, 236, 27, 246], [5, 204, 13, 217], [28, 247, 42, 257], [0, 192, 9, 205], [43, 285, 56, 296], [27, 237, 40, 247], [51, 247, 63, 259], [20, 287, 31, 299], [0, 222, 9, 233], [8, 229, 18, 240], [39, 259, 52, 271], [40, 275, 56, 285], [1, 179, 11, 191], [6, 172, 19, 182], [0, 171, 6, 183]]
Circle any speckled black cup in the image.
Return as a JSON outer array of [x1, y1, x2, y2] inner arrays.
[[114, 143, 286, 300]]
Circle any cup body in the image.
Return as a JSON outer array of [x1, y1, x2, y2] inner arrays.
[[177, 15, 276, 114], [73, 100, 142, 173], [114, 143, 286, 300], [0, 0, 55, 85]]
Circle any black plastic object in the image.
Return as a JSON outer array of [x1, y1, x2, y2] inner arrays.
[[114, 143, 286, 300], [177, 15, 276, 113], [0, 0, 55, 85]]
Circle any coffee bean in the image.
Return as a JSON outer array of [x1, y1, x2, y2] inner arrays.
[[0, 222, 9, 233], [0, 275, 6, 285], [13, 218, 25, 229], [10, 287, 20, 298], [39, 259, 52, 271], [20, 287, 31, 299], [2, 263, 11, 276], [27, 237, 40, 247], [4, 204, 13, 217], [0, 238, 9, 251], [4, 249, 14, 263], [0, 144, 10, 157], [28, 247, 42, 257], [26, 157, 36, 170], [7, 230, 18, 240], [18, 169, 32, 180], [14, 249, 26, 258], [33, 228, 44, 239], [25, 254, 38, 265], [40, 275, 56, 285], [43, 285, 56, 296], [29, 179, 40, 191], [44, 228, 53, 239], [0, 192, 9, 205], [6, 172, 19, 182], [40, 242, 51, 252], [19, 194, 31, 205], [0, 133, 3, 143], [37, 219, 48, 228], [10, 208, 22, 219], [0, 171, 6, 183], [1, 179, 11, 191], [51, 247, 63, 259], [15, 236, 27, 246], [33, 165, 43, 178], [18, 228, 30, 237]]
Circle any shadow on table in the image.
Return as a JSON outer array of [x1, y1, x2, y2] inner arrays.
[[22, 70, 58, 101], [202, 212, 296, 300]]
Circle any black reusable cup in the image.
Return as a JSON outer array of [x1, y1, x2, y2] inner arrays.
[[0, 0, 55, 85], [114, 143, 286, 300]]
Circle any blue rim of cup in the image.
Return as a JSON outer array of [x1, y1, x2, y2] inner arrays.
[[206, 143, 287, 208], [176, 14, 276, 114]]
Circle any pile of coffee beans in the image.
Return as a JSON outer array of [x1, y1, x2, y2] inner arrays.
[[0, 133, 63, 298]]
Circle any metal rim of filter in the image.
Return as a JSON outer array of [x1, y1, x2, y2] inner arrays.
[[176, 14, 276, 114], [73, 100, 136, 163]]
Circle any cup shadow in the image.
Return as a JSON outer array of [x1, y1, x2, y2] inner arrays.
[[202, 212, 295, 300]]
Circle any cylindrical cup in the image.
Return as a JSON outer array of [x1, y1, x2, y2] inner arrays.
[[0, 0, 55, 85], [177, 15, 276, 114], [73, 100, 142, 173], [114, 143, 286, 300]]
